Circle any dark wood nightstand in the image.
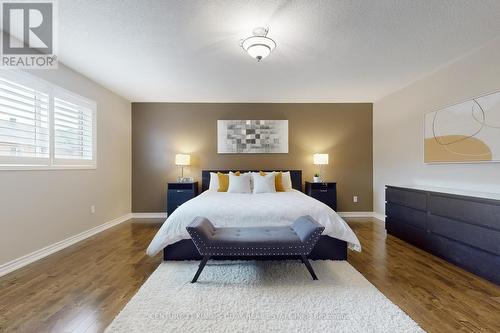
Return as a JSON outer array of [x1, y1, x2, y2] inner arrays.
[[305, 182, 337, 211], [167, 182, 198, 215]]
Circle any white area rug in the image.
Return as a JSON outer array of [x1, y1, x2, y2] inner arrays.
[[105, 260, 424, 333]]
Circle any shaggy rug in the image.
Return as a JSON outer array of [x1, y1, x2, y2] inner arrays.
[[105, 260, 424, 332]]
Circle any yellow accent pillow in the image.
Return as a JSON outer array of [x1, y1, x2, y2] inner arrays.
[[259, 171, 284, 192], [217, 171, 240, 192]]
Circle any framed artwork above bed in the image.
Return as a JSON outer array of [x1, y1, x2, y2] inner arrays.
[[217, 120, 288, 153]]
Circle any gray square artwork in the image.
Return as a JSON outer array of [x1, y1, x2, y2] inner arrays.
[[217, 120, 288, 153]]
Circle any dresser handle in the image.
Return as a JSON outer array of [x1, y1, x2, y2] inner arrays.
[[176, 190, 183, 193], [320, 189, 328, 192]]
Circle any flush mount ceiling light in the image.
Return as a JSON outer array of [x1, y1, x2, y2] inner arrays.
[[240, 27, 276, 62]]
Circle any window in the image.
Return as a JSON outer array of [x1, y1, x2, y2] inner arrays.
[[0, 77, 49, 164], [0, 71, 96, 169], [53, 93, 95, 164]]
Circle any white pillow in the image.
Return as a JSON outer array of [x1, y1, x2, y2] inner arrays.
[[252, 172, 276, 194], [230, 171, 254, 190], [208, 172, 219, 191], [281, 171, 293, 191], [227, 173, 251, 193]]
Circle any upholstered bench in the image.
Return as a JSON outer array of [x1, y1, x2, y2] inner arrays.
[[186, 216, 325, 283]]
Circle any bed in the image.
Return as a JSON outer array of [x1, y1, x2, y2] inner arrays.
[[146, 170, 361, 261]]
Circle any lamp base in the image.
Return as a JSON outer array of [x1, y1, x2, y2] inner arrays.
[[177, 176, 194, 183]]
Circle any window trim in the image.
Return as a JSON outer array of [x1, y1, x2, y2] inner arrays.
[[0, 70, 97, 171]]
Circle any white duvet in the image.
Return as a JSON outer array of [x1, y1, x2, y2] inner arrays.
[[146, 190, 361, 256]]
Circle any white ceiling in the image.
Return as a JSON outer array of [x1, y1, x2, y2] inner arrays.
[[58, 0, 500, 102]]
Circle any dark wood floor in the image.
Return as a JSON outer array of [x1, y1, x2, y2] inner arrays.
[[0, 218, 499, 332], [347, 219, 500, 332], [0, 219, 163, 333]]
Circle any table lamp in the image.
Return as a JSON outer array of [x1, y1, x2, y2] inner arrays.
[[175, 153, 191, 182], [313, 153, 329, 182]]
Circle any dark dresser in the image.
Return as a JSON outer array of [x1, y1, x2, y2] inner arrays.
[[386, 185, 500, 285], [167, 182, 198, 215], [305, 182, 337, 211]]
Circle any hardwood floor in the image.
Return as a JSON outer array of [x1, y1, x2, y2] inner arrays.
[[0, 219, 163, 333], [348, 219, 500, 332], [0, 218, 499, 332]]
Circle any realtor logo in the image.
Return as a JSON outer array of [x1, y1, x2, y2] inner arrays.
[[1, 0, 57, 68]]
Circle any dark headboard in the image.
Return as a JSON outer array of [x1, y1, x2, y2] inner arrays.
[[201, 170, 302, 192]]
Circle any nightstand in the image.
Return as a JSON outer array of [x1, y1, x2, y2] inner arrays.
[[305, 182, 337, 211], [167, 182, 199, 215]]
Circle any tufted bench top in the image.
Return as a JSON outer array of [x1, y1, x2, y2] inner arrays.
[[204, 227, 302, 247], [186, 215, 325, 256], [185, 216, 325, 282]]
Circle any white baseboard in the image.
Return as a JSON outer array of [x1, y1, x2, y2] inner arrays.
[[132, 212, 167, 219], [372, 212, 386, 222], [339, 211, 385, 225], [0, 213, 133, 278], [338, 211, 374, 218]]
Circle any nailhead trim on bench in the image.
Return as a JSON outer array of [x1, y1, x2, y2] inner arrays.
[[187, 224, 324, 256]]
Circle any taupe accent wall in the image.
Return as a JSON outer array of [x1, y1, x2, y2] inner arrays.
[[132, 103, 372, 212]]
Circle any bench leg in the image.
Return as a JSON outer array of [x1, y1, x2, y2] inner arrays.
[[300, 255, 318, 280], [191, 255, 210, 283]]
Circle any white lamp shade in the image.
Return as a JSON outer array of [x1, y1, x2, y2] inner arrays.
[[313, 153, 329, 165], [241, 35, 276, 61], [175, 154, 191, 166], [247, 44, 271, 60]]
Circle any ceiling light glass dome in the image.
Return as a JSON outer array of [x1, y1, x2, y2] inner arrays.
[[240, 28, 276, 62]]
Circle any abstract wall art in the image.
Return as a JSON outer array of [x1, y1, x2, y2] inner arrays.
[[424, 90, 500, 163], [217, 120, 288, 153]]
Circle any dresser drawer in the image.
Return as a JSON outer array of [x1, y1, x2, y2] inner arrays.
[[427, 233, 500, 284], [429, 194, 500, 231], [429, 214, 500, 256], [386, 187, 427, 211], [386, 202, 426, 230], [386, 217, 427, 248]]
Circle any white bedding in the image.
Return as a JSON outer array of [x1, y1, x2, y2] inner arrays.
[[146, 189, 361, 256]]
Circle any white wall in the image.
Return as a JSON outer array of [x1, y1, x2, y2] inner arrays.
[[0, 64, 131, 266], [373, 38, 500, 215]]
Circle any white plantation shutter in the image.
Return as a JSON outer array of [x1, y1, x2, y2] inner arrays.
[[0, 71, 97, 169], [53, 95, 95, 163], [0, 77, 50, 164]]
